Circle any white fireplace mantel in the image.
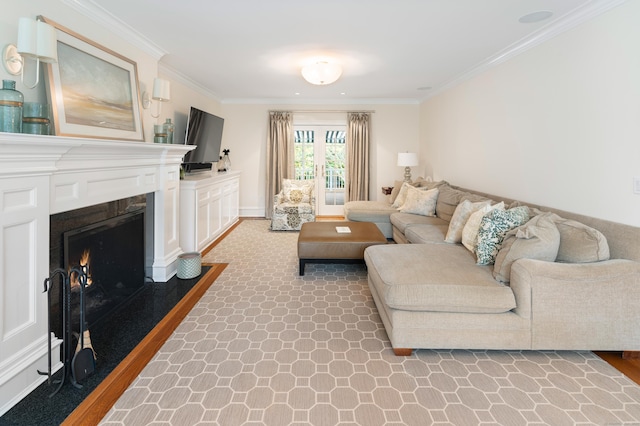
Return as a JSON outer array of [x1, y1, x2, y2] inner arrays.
[[0, 133, 193, 415]]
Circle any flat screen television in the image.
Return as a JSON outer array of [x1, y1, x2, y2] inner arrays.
[[182, 106, 224, 172]]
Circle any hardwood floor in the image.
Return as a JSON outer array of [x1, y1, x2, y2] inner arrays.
[[595, 352, 640, 386]]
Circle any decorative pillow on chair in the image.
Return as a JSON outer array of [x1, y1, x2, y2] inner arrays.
[[475, 206, 531, 265], [445, 199, 491, 243], [282, 179, 314, 203], [461, 202, 505, 253], [399, 187, 439, 216], [493, 212, 560, 283]]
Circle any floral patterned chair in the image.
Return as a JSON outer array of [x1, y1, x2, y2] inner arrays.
[[271, 179, 316, 231]]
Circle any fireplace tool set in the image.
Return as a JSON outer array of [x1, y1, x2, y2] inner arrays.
[[39, 266, 96, 397]]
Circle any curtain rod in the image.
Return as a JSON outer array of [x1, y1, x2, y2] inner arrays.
[[269, 110, 375, 114]]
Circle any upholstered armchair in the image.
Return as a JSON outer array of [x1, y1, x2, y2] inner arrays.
[[271, 179, 316, 231]]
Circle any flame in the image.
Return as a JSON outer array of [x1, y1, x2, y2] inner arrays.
[[70, 249, 93, 289]]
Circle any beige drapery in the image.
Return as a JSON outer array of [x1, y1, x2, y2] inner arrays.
[[265, 112, 294, 218], [345, 112, 370, 201]]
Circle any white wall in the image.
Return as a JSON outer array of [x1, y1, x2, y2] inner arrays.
[[221, 103, 420, 216], [1, 0, 166, 142], [1, 2, 224, 154], [419, 1, 640, 227]]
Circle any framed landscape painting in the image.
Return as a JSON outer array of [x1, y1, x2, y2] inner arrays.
[[41, 16, 145, 141]]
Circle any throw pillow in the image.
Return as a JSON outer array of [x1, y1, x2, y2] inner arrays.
[[444, 199, 491, 243], [282, 179, 314, 203], [392, 182, 427, 209], [476, 206, 531, 265], [461, 202, 505, 253], [548, 214, 610, 263], [493, 212, 560, 283], [389, 180, 405, 204], [399, 187, 439, 216]]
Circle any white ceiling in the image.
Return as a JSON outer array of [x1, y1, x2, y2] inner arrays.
[[79, 0, 618, 103]]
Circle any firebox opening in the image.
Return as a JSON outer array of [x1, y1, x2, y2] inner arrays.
[[60, 209, 146, 334]]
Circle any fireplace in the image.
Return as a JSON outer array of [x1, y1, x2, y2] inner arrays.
[[0, 135, 192, 416], [50, 196, 147, 334]]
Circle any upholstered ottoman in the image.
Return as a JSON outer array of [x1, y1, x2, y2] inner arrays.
[[297, 221, 387, 275]]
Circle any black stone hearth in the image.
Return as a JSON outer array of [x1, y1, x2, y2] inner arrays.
[[0, 268, 209, 426]]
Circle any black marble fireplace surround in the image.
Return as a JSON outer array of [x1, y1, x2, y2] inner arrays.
[[49, 195, 148, 334]]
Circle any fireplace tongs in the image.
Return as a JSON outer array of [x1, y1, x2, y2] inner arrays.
[[38, 267, 87, 397]]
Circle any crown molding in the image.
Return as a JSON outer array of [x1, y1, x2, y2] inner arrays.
[[60, 0, 167, 60], [221, 97, 420, 106], [158, 64, 222, 102], [423, 0, 628, 101]]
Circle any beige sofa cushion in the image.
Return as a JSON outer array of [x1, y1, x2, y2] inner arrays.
[[445, 199, 491, 243], [344, 201, 397, 222], [549, 214, 610, 263], [399, 187, 439, 216], [493, 213, 560, 283], [405, 224, 449, 244], [390, 213, 448, 234], [436, 185, 490, 222], [364, 244, 516, 314]]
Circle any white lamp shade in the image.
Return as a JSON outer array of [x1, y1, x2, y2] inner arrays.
[[397, 152, 419, 167], [36, 21, 58, 63], [152, 78, 170, 101], [301, 61, 342, 85], [17, 17, 38, 57]]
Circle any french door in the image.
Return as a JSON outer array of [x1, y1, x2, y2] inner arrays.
[[294, 125, 346, 216]]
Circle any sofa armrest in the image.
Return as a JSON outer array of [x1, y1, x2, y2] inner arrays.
[[510, 258, 640, 349]]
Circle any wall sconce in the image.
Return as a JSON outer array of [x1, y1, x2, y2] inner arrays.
[[142, 78, 171, 118], [2, 17, 58, 89], [301, 61, 342, 85], [397, 152, 419, 182]]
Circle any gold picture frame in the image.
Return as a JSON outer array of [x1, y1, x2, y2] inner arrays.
[[40, 16, 145, 141]]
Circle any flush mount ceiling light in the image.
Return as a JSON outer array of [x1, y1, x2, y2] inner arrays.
[[518, 10, 553, 23], [301, 61, 342, 85]]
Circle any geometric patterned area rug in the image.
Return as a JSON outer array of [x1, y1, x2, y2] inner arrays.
[[99, 220, 640, 425]]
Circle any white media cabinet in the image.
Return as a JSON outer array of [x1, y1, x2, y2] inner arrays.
[[179, 170, 240, 252]]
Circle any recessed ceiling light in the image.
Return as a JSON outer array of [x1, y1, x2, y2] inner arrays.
[[340, 92, 346, 95], [518, 10, 553, 24]]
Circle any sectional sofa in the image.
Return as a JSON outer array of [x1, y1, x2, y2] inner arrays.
[[345, 180, 640, 355]]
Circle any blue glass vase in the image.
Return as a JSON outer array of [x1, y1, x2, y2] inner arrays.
[[0, 80, 24, 133]]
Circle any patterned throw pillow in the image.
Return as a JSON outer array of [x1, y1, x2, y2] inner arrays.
[[391, 182, 416, 208], [461, 202, 505, 253], [444, 199, 491, 243], [476, 206, 531, 265], [282, 179, 314, 203], [399, 187, 439, 216]]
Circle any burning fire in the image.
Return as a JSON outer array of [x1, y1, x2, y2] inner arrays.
[[70, 249, 93, 290]]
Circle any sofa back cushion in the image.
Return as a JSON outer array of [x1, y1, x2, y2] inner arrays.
[[493, 213, 560, 283], [436, 185, 490, 222], [548, 214, 610, 263]]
